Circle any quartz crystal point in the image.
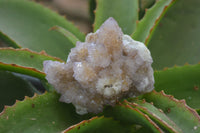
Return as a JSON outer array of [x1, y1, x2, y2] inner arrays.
[[43, 17, 154, 115]]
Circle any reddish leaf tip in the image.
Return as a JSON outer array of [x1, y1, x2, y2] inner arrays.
[[145, 8, 148, 13], [193, 86, 199, 91]]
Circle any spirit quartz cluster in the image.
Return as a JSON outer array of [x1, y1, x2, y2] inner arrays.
[[43, 17, 154, 115]]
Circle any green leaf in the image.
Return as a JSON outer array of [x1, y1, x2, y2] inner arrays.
[[139, 0, 155, 19], [129, 99, 181, 132], [197, 109, 200, 115], [0, 92, 93, 133], [50, 26, 80, 46], [103, 104, 163, 132], [148, 0, 200, 70], [132, 0, 176, 45], [94, 0, 138, 35], [154, 64, 200, 109], [89, 0, 96, 23], [0, 48, 62, 71], [0, 31, 19, 48], [0, 62, 45, 80], [0, 48, 62, 79], [0, 71, 35, 112], [63, 116, 134, 133], [0, 0, 85, 60], [143, 91, 200, 132]]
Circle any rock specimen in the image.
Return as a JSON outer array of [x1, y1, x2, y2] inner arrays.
[[43, 17, 154, 115]]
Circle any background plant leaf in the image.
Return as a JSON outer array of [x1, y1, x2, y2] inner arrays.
[[197, 109, 200, 115], [0, 31, 19, 48], [132, 0, 176, 45], [89, 0, 155, 24], [94, 0, 138, 35], [148, 0, 200, 70], [139, 0, 155, 19], [89, 0, 96, 23], [0, 92, 93, 133], [0, 0, 85, 60], [0, 71, 35, 112], [50, 26, 80, 46], [154, 64, 200, 110]]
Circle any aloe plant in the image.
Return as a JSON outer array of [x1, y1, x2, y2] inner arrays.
[[0, 0, 200, 132]]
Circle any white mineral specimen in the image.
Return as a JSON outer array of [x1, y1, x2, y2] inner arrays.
[[43, 17, 154, 115]]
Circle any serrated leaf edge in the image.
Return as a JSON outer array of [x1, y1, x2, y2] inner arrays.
[[120, 102, 164, 133], [0, 62, 46, 80], [132, 0, 176, 45], [0, 47, 63, 62], [62, 116, 100, 133], [0, 92, 42, 115], [155, 90, 200, 122], [155, 63, 200, 73], [0, 48, 65, 79], [125, 100, 181, 133]]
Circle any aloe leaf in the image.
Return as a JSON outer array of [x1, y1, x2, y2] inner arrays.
[[139, 0, 155, 19], [0, 48, 62, 71], [154, 64, 200, 109], [128, 100, 182, 132], [0, 48, 62, 79], [104, 104, 163, 132], [94, 0, 138, 35], [135, 127, 154, 133], [89, 0, 96, 23], [0, 71, 35, 112], [0, 92, 93, 133], [143, 91, 200, 132], [149, 0, 200, 70], [63, 116, 134, 133], [132, 0, 176, 45], [197, 109, 200, 115], [0, 63, 45, 80], [0, 31, 19, 48], [0, 0, 85, 60], [50, 26, 80, 46]]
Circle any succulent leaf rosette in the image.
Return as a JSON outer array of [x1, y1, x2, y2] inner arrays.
[[0, 0, 200, 132]]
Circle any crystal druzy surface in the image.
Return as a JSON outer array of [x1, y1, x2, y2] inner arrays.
[[43, 17, 154, 115]]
